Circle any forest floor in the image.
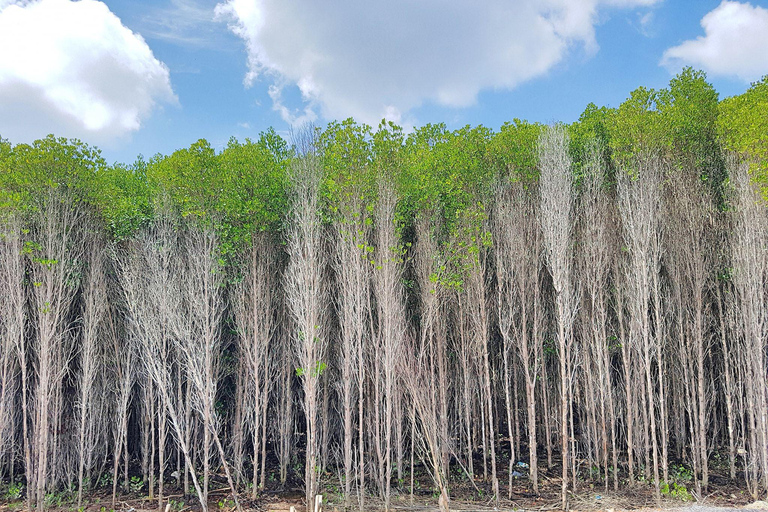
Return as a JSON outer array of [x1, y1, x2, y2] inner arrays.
[[1, 462, 765, 512]]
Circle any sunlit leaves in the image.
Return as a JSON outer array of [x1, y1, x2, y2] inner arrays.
[[718, 75, 768, 188]]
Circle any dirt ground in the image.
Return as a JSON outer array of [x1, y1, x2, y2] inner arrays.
[[3, 493, 767, 512], [2, 463, 766, 512]]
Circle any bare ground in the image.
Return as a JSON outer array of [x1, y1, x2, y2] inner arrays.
[[2, 462, 766, 512]]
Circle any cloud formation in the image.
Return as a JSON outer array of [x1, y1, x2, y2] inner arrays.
[[0, 0, 176, 144], [662, 1, 768, 82], [137, 0, 230, 49], [216, 0, 657, 126]]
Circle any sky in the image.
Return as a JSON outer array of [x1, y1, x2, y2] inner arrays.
[[1, 0, 768, 165]]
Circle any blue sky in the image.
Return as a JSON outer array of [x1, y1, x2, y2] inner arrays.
[[1, 0, 768, 165]]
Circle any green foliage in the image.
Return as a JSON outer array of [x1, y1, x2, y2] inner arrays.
[[147, 138, 218, 217], [399, 122, 449, 222], [569, 103, 613, 179], [129, 476, 144, 493], [320, 118, 374, 208], [217, 498, 235, 509], [92, 158, 152, 240], [660, 482, 693, 501], [669, 463, 694, 483], [718, 75, 768, 185], [98, 472, 112, 489], [3, 481, 23, 501], [658, 68, 726, 203], [372, 120, 406, 175], [216, 130, 289, 240], [143, 131, 288, 256], [441, 202, 491, 291], [607, 68, 726, 201], [0, 135, 106, 213], [296, 361, 327, 378], [401, 123, 493, 229], [0, 68, 759, 254], [608, 85, 665, 168], [43, 490, 72, 508], [490, 119, 542, 182], [657, 67, 720, 173], [399, 123, 495, 290]]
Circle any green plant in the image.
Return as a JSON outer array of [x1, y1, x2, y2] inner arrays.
[[44, 491, 63, 508], [325, 483, 339, 497], [670, 463, 693, 482], [661, 482, 693, 501], [99, 472, 112, 488], [4, 482, 23, 500], [217, 498, 234, 510], [129, 476, 144, 493], [169, 499, 185, 511], [295, 361, 327, 378]]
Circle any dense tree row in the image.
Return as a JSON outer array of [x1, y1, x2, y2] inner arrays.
[[1, 69, 768, 512]]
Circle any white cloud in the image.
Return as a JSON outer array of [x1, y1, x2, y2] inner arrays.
[[637, 11, 655, 36], [0, 0, 176, 144], [215, 0, 658, 127], [137, 0, 229, 49], [662, 1, 768, 82]]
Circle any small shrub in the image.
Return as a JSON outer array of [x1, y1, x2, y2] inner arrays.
[[44, 492, 63, 508], [99, 473, 112, 489], [129, 476, 144, 493], [661, 482, 693, 501], [217, 498, 234, 510], [670, 463, 693, 483], [4, 482, 24, 500]]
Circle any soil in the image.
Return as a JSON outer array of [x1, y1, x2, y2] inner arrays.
[[1, 461, 764, 512]]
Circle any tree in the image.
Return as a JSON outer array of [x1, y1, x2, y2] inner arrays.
[[0, 215, 23, 474], [174, 221, 241, 510], [107, 286, 135, 508], [76, 231, 108, 507], [27, 189, 86, 512], [232, 232, 278, 497], [575, 138, 618, 490], [494, 179, 543, 494], [617, 154, 663, 500], [729, 158, 768, 496], [371, 174, 407, 511], [119, 208, 207, 512], [401, 339, 451, 512], [323, 119, 373, 506], [285, 129, 328, 511], [664, 164, 715, 493], [538, 124, 577, 510]]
